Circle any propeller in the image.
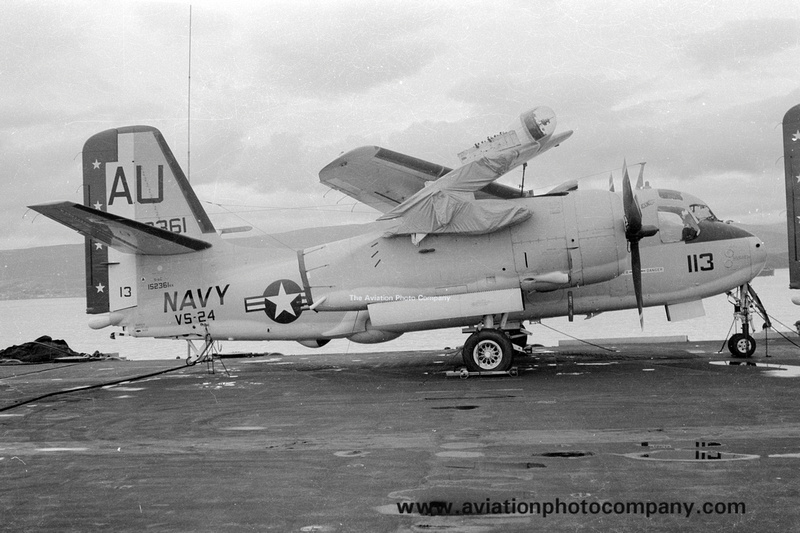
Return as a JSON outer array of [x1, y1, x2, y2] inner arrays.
[[635, 162, 645, 189], [622, 161, 658, 329]]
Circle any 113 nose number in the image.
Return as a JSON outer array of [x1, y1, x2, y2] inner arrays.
[[687, 253, 714, 272]]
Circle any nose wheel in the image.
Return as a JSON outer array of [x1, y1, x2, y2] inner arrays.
[[728, 333, 756, 358]]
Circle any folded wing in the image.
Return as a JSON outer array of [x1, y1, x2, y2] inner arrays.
[[319, 107, 572, 241]]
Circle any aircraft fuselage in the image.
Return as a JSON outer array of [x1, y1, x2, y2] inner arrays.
[[120, 187, 765, 343]]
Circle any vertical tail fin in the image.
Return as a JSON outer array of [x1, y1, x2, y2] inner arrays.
[[81, 126, 215, 313], [783, 105, 800, 290]]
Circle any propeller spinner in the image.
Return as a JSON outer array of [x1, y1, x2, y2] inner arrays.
[[622, 162, 658, 329]]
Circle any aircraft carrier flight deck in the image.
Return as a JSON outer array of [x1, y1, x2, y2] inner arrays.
[[2, 339, 800, 532]]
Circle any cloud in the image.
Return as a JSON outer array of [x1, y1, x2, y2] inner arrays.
[[193, 129, 321, 193], [249, 2, 447, 97], [193, 181, 379, 236], [681, 18, 800, 71], [4, 0, 800, 251]]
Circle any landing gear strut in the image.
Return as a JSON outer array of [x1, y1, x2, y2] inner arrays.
[[461, 314, 525, 372], [726, 283, 770, 358]]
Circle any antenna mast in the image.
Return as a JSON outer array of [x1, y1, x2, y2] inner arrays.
[[187, 5, 192, 181]]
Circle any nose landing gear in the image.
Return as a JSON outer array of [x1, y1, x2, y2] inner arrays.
[[726, 284, 770, 358]]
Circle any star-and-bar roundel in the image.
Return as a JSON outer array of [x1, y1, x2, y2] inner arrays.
[[244, 279, 306, 324]]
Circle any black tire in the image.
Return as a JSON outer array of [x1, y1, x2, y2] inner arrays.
[[728, 333, 756, 358], [462, 330, 513, 372]]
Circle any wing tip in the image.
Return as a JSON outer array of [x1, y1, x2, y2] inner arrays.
[[319, 146, 382, 177]]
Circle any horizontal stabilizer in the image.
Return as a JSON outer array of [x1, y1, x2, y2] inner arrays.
[[29, 202, 212, 255]]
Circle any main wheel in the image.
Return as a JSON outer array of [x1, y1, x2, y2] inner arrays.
[[728, 333, 756, 358], [462, 330, 513, 372]]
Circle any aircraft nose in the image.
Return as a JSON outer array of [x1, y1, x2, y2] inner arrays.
[[696, 220, 767, 277], [749, 236, 767, 278], [709, 221, 767, 277]]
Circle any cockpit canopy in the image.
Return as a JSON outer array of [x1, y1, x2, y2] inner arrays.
[[639, 188, 720, 245], [688, 203, 720, 223]]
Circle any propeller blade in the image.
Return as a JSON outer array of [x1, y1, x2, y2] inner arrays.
[[635, 162, 645, 190], [622, 162, 642, 237], [621, 160, 654, 329], [630, 240, 644, 330]]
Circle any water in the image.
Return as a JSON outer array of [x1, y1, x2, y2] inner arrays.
[[1, 270, 797, 361]]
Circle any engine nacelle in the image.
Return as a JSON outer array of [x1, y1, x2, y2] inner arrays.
[[569, 190, 629, 287], [513, 189, 628, 292], [296, 339, 331, 348]]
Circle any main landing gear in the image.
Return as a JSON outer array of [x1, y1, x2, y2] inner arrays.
[[726, 283, 770, 358], [461, 314, 527, 372]]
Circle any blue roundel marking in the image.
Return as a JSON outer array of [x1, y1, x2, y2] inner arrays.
[[244, 279, 304, 324]]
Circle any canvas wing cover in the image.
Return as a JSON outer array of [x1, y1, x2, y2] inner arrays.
[[318, 146, 530, 214], [320, 107, 572, 239], [379, 128, 572, 237]]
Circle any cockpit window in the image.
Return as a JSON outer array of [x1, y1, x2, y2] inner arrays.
[[658, 190, 683, 201], [689, 203, 719, 222], [658, 206, 700, 243]]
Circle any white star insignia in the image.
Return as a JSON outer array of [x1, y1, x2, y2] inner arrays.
[[96, 283, 105, 293], [793, 130, 800, 142], [92, 159, 101, 169], [94, 242, 103, 250], [93, 201, 103, 210], [266, 282, 300, 318]]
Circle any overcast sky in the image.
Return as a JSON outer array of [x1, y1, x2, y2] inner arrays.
[[3, 0, 800, 250]]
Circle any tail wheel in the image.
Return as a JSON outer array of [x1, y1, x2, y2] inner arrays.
[[728, 333, 756, 358], [462, 330, 513, 372]]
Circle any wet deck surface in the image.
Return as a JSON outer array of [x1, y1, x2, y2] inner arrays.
[[2, 339, 800, 532]]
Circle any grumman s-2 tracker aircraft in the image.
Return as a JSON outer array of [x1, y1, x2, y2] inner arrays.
[[30, 106, 769, 370]]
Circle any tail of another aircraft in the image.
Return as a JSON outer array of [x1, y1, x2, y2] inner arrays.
[[76, 126, 215, 314], [783, 105, 800, 290]]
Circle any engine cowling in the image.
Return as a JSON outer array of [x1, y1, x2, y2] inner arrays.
[[513, 189, 628, 292], [569, 190, 629, 287]]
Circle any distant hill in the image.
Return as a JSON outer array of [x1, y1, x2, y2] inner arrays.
[[0, 221, 789, 301], [0, 244, 84, 300]]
